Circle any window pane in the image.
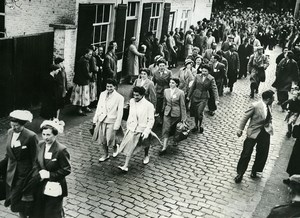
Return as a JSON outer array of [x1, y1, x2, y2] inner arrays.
[[156, 3, 160, 16], [149, 19, 154, 31], [0, 0, 4, 13], [127, 3, 131, 16], [96, 5, 104, 23], [186, 10, 189, 18], [104, 5, 110, 22], [130, 3, 136, 16], [94, 26, 101, 44], [101, 25, 108, 42], [151, 3, 156, 17]]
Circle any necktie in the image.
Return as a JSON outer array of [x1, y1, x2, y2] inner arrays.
[[265, 106, 271, 124]]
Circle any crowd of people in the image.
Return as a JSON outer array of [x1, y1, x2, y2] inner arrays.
[[1, 7, 300, 218]]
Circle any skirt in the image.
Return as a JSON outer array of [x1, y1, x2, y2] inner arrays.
[[89, 82, 97, 102], [70, 84, 90, 107], [162, 116, 181, 138], [190, 99, 208, 118], [119, 131, 151, 157]]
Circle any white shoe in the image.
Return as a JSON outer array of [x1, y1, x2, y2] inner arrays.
[[143, 156, 150, 165], [113, 144, 120, 158], [98, 155, 110, 162]]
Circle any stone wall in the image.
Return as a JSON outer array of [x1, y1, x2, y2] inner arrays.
[[5, 0, 76, 37]]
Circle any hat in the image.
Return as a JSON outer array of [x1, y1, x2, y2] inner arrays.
[[40, 118, 65, 133], [154, 55, 163, 63], [185, 59, 194, 66], [9, 110, 33, 122], [130, 37, 136, 42], [192, 46, 200, 52], [54, 57, 64, 65], [50, 64, 60, 72], [228, 35, 234, 39]]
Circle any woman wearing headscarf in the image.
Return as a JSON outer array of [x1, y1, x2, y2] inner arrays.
[[30, 119, 71, 218], [160, 78, 187, 154], [132, 68, 156, 107], [187, 64, 219, 133], [0, 110, 38, 218]]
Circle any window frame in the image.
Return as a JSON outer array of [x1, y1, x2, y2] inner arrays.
[[92, 4, 112, 49], [148, 3, 162, 37]]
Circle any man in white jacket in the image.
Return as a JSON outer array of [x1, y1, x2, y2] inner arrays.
[[92, 78, 124, 161]]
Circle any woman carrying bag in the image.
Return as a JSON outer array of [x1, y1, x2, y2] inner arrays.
[[29, 119, 71, 218]]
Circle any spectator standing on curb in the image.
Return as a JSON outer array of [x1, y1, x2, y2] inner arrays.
[[127, 37, 145, 84], [71, 48, 93, 116], [92, 79, 124, 162], [103, 41, 118, 85], [167, 31, 177, 68], [142, 32, 154, 67], [234, 90, 274, 183], [89, 46, 99, 108], [40, 65, 61, 119], [118, 86, 155, 172], [54, 57, 68, 119]]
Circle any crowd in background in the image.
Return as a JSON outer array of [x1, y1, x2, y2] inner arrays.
[[1, 7, 300, 218]]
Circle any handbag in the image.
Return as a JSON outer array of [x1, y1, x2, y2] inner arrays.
[[174, 121, 190, 142], [43, 181, 62, 197], [89, 123, 96, 136]]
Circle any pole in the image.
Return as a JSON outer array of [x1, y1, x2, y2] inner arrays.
[[294, 0, 300, 19]]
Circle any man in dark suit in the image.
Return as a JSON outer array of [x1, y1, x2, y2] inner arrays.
[[142, 32, 154, 67], [103, 41, 118, 85], [238, 38, 253, 78], [234, 90, 275, 183], [224, 44, 240, 92]]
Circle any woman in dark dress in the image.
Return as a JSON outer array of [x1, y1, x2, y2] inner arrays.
[[40, 65, 61, 119]]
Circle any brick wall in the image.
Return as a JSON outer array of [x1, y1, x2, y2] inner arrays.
[[5, 0, 77, 37]]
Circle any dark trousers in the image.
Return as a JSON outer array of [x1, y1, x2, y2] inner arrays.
[[277, 91, 289, 105], [237, 129, 270, 175]]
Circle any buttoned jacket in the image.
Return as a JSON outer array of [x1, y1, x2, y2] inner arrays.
[[163, 88, 187, 120], [93, 90, 124, 130]]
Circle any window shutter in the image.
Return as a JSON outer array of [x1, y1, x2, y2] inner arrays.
[[114, 4, 127, 59], [161, 3, 171, 40], [139, 3, 152, 43], [76, 4, 96, 60]]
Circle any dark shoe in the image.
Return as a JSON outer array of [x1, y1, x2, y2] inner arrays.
[[234, 174, 243, 183], [250, 93, 254, 98], [199, 127, 204, 134], [159, 149, 167, 156], [250, 171, 258, 179], [255, 89, 258, 94], [286, 131, 292, 138], [283, 178, 290, 185], [209, 111, 215, 116], [191, 126, 198, 133], [230, 87, 233, 92]]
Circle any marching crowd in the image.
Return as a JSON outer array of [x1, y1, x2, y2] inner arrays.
[[1, 7, 300, 218]]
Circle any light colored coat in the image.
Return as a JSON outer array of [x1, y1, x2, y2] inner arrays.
[[239, 101, 273, 139], [126, 97, 155, 138], [93, 90, 124, 130], [127, 44, 144, 76]]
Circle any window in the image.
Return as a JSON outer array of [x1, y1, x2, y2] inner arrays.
[[0, 0, 4, 38], [180, 10, 190, 32], [149, 3, 161, 36], [127, 2, 138, 19], [92, 4, 112, 48]]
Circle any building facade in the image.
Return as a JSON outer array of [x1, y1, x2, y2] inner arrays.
[[2, 0, 212, 83]]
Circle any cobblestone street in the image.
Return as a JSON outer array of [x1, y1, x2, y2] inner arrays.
[[0, 46, 295, 218]]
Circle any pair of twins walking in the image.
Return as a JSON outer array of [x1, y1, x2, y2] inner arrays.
[[92, 83, 154, 172]]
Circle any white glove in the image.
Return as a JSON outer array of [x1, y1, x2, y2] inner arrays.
[[39, 169, 50, 180]]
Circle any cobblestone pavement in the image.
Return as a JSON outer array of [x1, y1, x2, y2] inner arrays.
[[0, 46, 292, 218]]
